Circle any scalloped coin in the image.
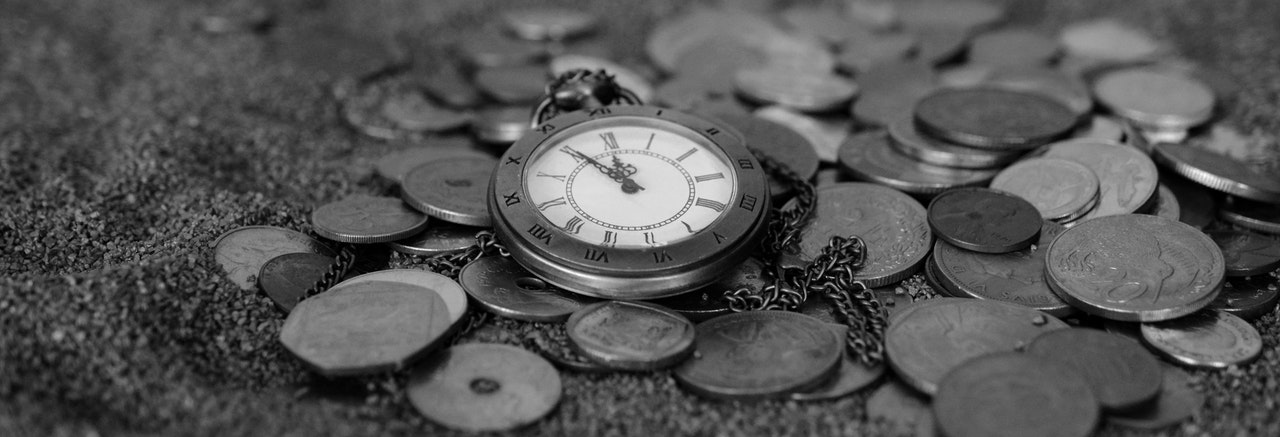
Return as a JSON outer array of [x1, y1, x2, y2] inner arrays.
[[408, 343, 561, 432]]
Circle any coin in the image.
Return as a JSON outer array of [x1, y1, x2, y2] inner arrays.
[[1059, 19, 1164, 62], [792, 327, 886, 401], [1209, 276, 1280, 321], [645, 7, 781, 73], [401, 156, 496, 227], [850, 61, 937, 126], [423, 62, 485, 109], [459, 256, 594, 322], [969, 28, 1060, 67], [710, 112, 819, 199], [646, 257, 766, 322], [885, 298, 1068, 395], [501, 7, 597, 41], [983, 66, 1093, 118], [1140, 309, 1262, 368], [335, 269, 469, 324], [888, 115, 1021, 170], [257, 252, 334, 313], [1147, 183, 1182, 222], [753, 106, 849, 163], [1154, 143, 1280, 204], [212, 226, 335, 291], [1220, 196, 1280, 235], [783, 183, 932, 287], [837, 131, 998, 195], [674, 311, 842, 400], [932, 352, 1099, 437], [1108, 363, 1204, 430], [311, 196, 429, 244], [473, 65, 549, 104], [531, 325, 611, 373], [867, 380, 937, 437], [408, 343, 561, 432], [779, 4, 864, 45], [927, 188, 1042, 253], [1046, 214, 1224, 322], [279, 280, 453, 377], [389, 222, 482, 256], [733, 67, 857, 113], [1074, 115, 1125, 142], [913, 87, 1076, 150], [835, 32, 918, 74], [990, 158, 1099, 221], [372, 140, 492, 184], [1159, 175, 1216, 230], [455, 30, 546, 68], [1207, 229, 1280, 277], [1094, 68, 1214, 131], [1040, 139, 1159, 221], [923, 256, 954, 297], [379, 90, 473, 133], [343, 80, 471, 140], [914, 26, 972, 65], [549, 54, 656, 103], [566, 301, 695, 371], [932, 222, 1075, 317], [1026, 328, 1162, 412], [472, 106, 532, 144]]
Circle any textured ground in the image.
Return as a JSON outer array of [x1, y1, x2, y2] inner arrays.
[[3, 0, 1280, 436]]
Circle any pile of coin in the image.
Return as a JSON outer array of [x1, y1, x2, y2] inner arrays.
[[205, 1, 1280, 434]]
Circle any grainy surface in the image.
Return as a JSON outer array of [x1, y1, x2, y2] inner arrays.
[[2, 0, 1280, 436]]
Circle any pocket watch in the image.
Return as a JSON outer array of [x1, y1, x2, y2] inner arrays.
[[488, 83, 770, 300]]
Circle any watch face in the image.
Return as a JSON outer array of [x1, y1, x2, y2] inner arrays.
[[523, 116, 737, 249]]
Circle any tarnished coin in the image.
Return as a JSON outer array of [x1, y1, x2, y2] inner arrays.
[[1094, 68, 1215, 131], [885, 298, 1068, 394], [550, 55, 655, 103], [473, 65, 549, 103], [1146, 183, 1182, 222], [928, 188, 1042, 253], [969, 28, 1060, 67], [933, 222, 1075, 317], [213, 226, 335, 291], [783, 183, 931, 287], [1140, 310, 1262, 368], [257, 252, 334, 313], [888, 115, 1021, 170], [373, 140, 492, 184], [674, 311, 841, 400], [646, 258, 767, 322], [867, 380, 936, 437], [933, 352, 1099, 437], [1027, 328, 1162, 411], [389, 222, 483, 256], [1220, 196, 1280, 235], [1154, 143, 1280, 204], [1041, 139, 1159, 221], [792, 327, 886, 401], [455, 30, 546, 68], [408, 343, 561, 432], [754, 106, 849, 163], [1046, 214, 1224, 322], [336, 269, 469, 324], [851, 61, 937, 126], [991, 158, 1099, 221], [566, 301, 695, 371], [280, 280, 452, 377], [1209, 276, 1280, 321], [1206, 229, 1280, 277], [1060, 19, 1164, 62], [459, 256, 594, 322], [734, 67, 857, 113], [1108, 363, 1204, 430], [472, 106, 532, 144], [913, 88, 1076, 150], [501, 7, 597, 41], [838, 131, 998, 195], [311, 196, 429, 244], [401, 157, 496, 226], [711, 112, 819, 199]]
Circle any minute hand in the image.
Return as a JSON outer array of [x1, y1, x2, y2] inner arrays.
[[570, 150, 644, 193]]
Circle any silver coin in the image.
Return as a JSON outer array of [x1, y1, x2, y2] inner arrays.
[[933, 352, 1099, 437], [791, 327, 886, 401], [1059, 19, 1165, 63], [388, 221, 484, 256], [1026, 328, 1163, 412], [968, 28, 1060, 67], [734, 67, 857, 113], [754, 106, 849, 163], [1146, 183, 1182, 222], [710, 112, 820, 200], [1206, 229, 1280, 277], [566, 301, 695, 371], [472, 106, 532, 144], [212, 226, 335, 291], [1046, 214, 1224, 322], [1140, 309, 1262, 368], [990, 158, 1100, 221], [311, 196, 429, 244], [1107, 363, 1205, 430], [836, 32, 918, 74], [1153, 142, 1280, 204], [407, 343, 561, 432], [400, 156, 497, 227], [983, 66, 1093, 119], [1094, 68, 1215, 131], [335, 269, 469, 324], [838, 131, 999, 195], [1040, 138, 1159, 221], [888, 115, 1021, 170], [913, 87, 1077, 150], [372, 139, 492, 184], [1209, 276, 1280, 321], [932, 222, 1075, 317], [1219, 196, 1280, 235], [674, 311, 842, 400], [459, 256, 594, 322], [851, 61, 938, 127]]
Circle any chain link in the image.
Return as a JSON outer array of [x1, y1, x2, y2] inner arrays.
[[422, 230, 509, 280]]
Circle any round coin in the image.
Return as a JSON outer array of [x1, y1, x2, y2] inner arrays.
[[733, 67, 857, 113], [1108, 363, 1204, 430], [1046, 214, 1225, 322], [1209, 276, 1280, 321], [501, 7, 597, 41], [888, 115, 1021, 170], [913, 88, 1076, 150], [924, 256, 955, 297], [378, 90, 473, 133], [928, 188, 1042, 253], [984, 66, 1093, 118], [885, 298, 1069, 394], [969, 28, 1060, 67], [472, 106, 533, 144], [389, 221, 484, 256], [1206, 229, 1280, 277], [1026, 328, 1162, 412], [933, 352, 1099, 437], [791, 342, 886, 401], [782, 183, 932, 287], [674, 311, 841, 400], [932, 222, 1075, 317], [1154, 143, 1280, 204], [1040, 139, 1159, 221], [1147, 183, 1182, 222], [459, 256, 594, 322], [311, 196, 429, 244], [401, 156, 497, 226], [711, 112, 819, 199], [1094, 68, 1215, 130], [838, 131, 998, 195], [408, 343, 561, 432], [990, 158, 1099, 221], [372, 138, 492, 184], [279, 280, 453, 377], [566, 301, 695, 371], [1220, 196, 1280, 235], [1163, 175, 1217, 230], [335, 269, 469, 324], [1059, 19, 1163, 62], [851, 61, 937, 126], [257, 252, 335, 313], [212, 226, 335, 291], [754, 106, 849, 163], [1140, 309, 1262, 368], [646, 257, 767, 322]]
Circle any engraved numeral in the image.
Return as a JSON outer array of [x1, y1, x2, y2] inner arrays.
[[705, 127, 720, 136], [505, 156, 523, 166], [676, 148, 697, 162], [682, 221, 695, 233], [645, 133, 655, 150], [739, 194, 758, 211], [503, 191, 521, 206], [653, 250, 673, 263], [537, 123, 555, 134], [589, 107, 612, 116], [527, 223, 553, 245], [696, 198, 727, 212], [561, 146, 585, 163], [563, 216, 584, 234], [536, 171, 566, 182], [695, 173, 724, 182], [537, 196, 567, 211], [713, 232, 727, 244], [737, 158, 754, 169], [600, 132, 620, 150], [602, 230, 617, 247], [643, 231, 657, 246], [584, 248, 610, 263]]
